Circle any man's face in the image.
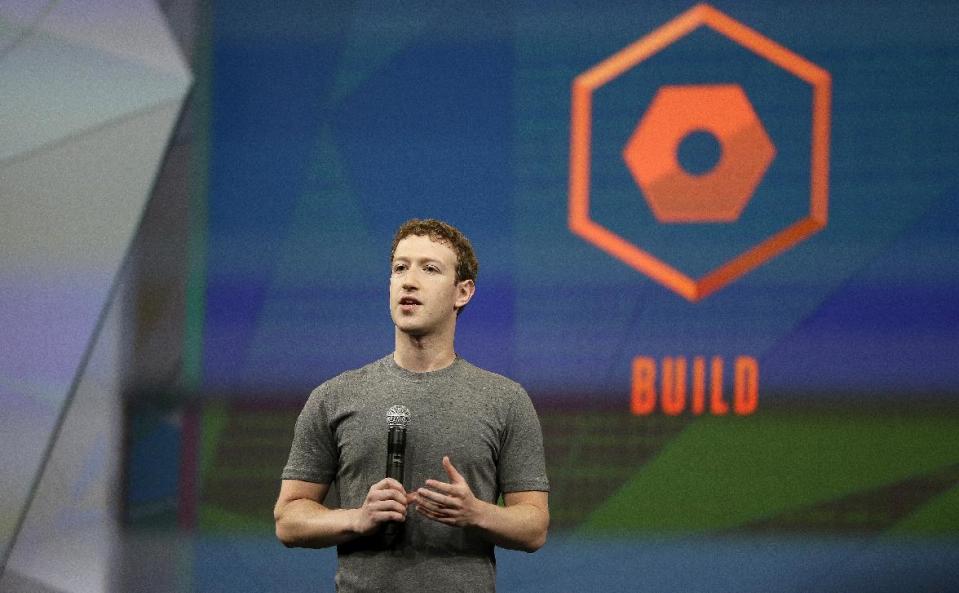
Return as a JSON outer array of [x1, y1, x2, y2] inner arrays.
[[390, 234, 473, 337]]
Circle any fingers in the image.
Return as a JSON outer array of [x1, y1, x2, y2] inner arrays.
[[359, 478, 410, 529], [372, 504, 407, 522], [365, 490, 407, 517], [366, 488, 407, 508], [416, 486, 456, 510], [414, 482, 468, 525], [414, 487, 465, 526], [423, 478, 455, 495], [413, 457, 467, 507], [416, 503, 457, 525], [415, 497, 455, 522], [422, 455, 462, 495], [372, 477, 407, 496], [369, 486, 406, 501], [368, 478, 408, 503], [408, 457, 477, 528], [442, 456, 464, 483]]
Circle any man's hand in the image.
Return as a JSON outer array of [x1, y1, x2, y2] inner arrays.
[[412, 456, 480, 527], [353, 477, 409, 535], [409, 457, 549, 551]]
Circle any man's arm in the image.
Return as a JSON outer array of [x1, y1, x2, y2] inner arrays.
[[274, 478, 409, 548], [477, 490, 549, 552], [412, 456, 549, 552]]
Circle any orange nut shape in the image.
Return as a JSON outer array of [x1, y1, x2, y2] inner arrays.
[[623, 84, 776, 223]]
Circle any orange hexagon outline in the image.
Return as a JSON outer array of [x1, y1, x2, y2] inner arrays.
[[568, 2, 831, 301]]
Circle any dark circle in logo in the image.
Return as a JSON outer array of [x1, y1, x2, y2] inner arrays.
[[677, 129, 722, 177]]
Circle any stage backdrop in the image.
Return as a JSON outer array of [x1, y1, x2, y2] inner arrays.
[[130, 1, 959, 592]]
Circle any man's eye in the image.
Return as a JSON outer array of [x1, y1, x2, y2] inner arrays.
[[393, 264, 406, 273], [425, 266, 439, 273]]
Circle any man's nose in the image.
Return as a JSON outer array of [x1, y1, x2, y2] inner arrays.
[[402, 271, 419, 290]]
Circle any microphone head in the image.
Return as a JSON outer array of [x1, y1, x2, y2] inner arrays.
[[387, 405, 411, 428]]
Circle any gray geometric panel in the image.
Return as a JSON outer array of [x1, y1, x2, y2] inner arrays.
[[0, 0, 189, 162], [0, 568, 71, 593], [1, 269, 124, 593], [0, 0, 191, 569]]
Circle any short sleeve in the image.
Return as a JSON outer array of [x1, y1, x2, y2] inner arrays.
[[497, 386, 550, 493], [281, 385, 338, 484]]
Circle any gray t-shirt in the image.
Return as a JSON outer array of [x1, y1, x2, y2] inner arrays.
[[281, 354, 550, 593]]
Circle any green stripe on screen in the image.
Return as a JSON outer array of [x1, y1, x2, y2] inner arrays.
[[200, 504, 273, 532], [198, 401, 228, 488], [182, 0, 212, 392], [889, 484, 959, 535], [579, 410, 959, 533]]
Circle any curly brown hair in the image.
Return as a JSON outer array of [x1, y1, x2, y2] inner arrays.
[[390, 218, 479, 285]]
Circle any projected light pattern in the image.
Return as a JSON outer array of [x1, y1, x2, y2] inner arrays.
[[201, 2, 959, 402], [195, 0, 959, 546]]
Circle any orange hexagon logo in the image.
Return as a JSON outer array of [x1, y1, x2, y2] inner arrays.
[[569, 3, 831, 301]]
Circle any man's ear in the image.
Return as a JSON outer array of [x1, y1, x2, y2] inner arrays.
[[454, 279, 475, 310]]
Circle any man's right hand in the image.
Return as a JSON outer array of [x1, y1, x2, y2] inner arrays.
[[352, 478, 409, 536]]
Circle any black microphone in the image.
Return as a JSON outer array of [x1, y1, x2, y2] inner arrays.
[[383, 405, 410, 543]]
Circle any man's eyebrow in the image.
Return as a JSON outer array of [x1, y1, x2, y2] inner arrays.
[[393, 255, 445, 266]]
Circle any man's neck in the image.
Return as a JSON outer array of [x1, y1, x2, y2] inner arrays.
[[393, 330, 456, 373]]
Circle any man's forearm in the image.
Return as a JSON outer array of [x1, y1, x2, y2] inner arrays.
[[473, 500, 549, 552], [274, 499, 362, 548], [275, 477, 409, 548]]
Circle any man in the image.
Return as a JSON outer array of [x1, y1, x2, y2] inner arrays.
[[274, 219, 550, 592]]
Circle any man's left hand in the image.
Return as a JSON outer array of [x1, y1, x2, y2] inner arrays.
[[412, 456, 481, 527]]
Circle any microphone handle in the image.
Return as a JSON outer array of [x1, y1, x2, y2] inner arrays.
[[386, 425, 406, 481], [383, 426, 406, 542]]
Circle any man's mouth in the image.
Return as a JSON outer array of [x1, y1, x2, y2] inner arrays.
[[399, 297, 421, 311]]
